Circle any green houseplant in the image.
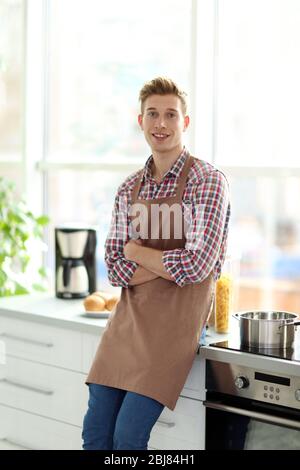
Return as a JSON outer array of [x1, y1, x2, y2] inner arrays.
[[0, 176, 50, 296]]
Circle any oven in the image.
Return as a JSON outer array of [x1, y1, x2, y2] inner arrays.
[[204, 359, 300, 450]]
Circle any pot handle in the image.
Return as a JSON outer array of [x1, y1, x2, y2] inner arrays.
[[279, 321, 300, 329], [233, 313, 240, 321]]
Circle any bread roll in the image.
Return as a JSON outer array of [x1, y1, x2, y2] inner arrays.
[[105, 296, 119, 311], [90, 291, 119, 311], [93, 291, 112, 302], [84, 294, 106, 312], [92, 291, 106, 299]]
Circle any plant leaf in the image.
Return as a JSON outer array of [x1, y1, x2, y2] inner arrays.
[[14, 282, 30, 295], [0, 269, 8, 286], [32, 283, 47, 292], [35, 215, 50, 226], [38, 266, 47, 278], [0, 176, 50, 298]]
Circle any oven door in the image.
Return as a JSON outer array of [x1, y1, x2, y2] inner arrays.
[[204, 392, 300, 450]]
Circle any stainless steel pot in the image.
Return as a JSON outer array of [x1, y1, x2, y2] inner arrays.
[[233, 311, 300, 349]]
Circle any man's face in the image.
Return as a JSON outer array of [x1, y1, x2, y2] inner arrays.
[[138, 94, 189, 155]]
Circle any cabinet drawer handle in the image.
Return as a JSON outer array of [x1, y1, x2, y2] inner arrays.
[[0, 438, 33, 450], [0, 378, 54, 396], [0, 333, 53, 348], [156, 418, 175, 428]]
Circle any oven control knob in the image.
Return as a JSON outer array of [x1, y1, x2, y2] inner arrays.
[[295, 389, 300, 401], [235, 376, 249, 390]]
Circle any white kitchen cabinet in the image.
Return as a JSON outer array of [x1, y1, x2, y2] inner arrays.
[[0, 313, 87, 450], [0, 404, 82, 450], [0, 356, 88, 426], [0, 310, 205, 450], [0, 316, 82, 371], [149, 396, 205, 450]]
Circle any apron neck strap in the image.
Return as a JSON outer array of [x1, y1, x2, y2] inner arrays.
[[131, 169, 144, 204], [176, 155, 194, 201], [131, 155, 195, 204]]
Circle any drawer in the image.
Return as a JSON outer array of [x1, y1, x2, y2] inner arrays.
[[0, 404, 82, 450], [0, 356, 88, 427], [0, 316, 82, 371], [150, 396, 204, 450], [82, 332, 102, 373]]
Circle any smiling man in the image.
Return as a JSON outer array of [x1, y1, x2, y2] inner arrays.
[[82, 77, 231, 450]]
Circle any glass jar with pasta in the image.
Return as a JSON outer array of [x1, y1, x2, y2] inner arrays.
[[215, 257, 233, 333]]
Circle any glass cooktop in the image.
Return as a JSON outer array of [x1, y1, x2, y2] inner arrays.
[[207, 330, 300, 363]]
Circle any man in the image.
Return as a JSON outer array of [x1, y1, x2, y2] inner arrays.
[[82, 77, 230, 450]]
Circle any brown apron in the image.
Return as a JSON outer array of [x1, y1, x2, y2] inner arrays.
[[86, 155, 215, 410]]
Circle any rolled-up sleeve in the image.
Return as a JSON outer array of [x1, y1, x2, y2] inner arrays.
[[162, 171, 230, 287], [104, 191, 138, 288]]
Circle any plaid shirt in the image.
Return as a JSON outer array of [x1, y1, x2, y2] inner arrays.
[[105, 147, 231, 288]]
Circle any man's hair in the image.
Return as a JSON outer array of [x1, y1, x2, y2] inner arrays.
[[139, 77, 187, 115]]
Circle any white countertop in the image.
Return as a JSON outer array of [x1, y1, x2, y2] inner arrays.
[[0, 291, 108, 334], [0, 290, 230, 346], [1, 292, 299, 377]]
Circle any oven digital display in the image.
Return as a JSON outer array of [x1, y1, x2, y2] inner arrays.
[[255, 372, 290, 386]]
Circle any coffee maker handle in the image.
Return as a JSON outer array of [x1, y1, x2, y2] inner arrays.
[[63, 259, 72, 287]]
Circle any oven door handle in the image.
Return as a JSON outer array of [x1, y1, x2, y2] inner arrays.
[[203, 400, 300, 431]]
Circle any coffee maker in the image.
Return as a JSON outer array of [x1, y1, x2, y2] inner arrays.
[[55, 226, 97, 299]]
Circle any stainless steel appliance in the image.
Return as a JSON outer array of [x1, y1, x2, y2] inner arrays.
[[202, 329, 300, 450], [55, 226, 97, 299], [233, 310, 300, 349]]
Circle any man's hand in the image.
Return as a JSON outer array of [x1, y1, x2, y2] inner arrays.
[[124, 238, 143, 262], [124, 238, 174, 282], [125, 239, 160, 285]]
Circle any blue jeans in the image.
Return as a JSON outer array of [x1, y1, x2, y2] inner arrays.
[[82, 383, 165, 450]]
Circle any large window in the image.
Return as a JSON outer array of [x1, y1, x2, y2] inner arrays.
[[228, 173, 300, 312], [45, 0, 193, 291], [215, 0, 300, 312], [3, 0, 300, 309], [47, 0, 192, 162], [215, 0, 300, 167], [0, 0, 24, 161]]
